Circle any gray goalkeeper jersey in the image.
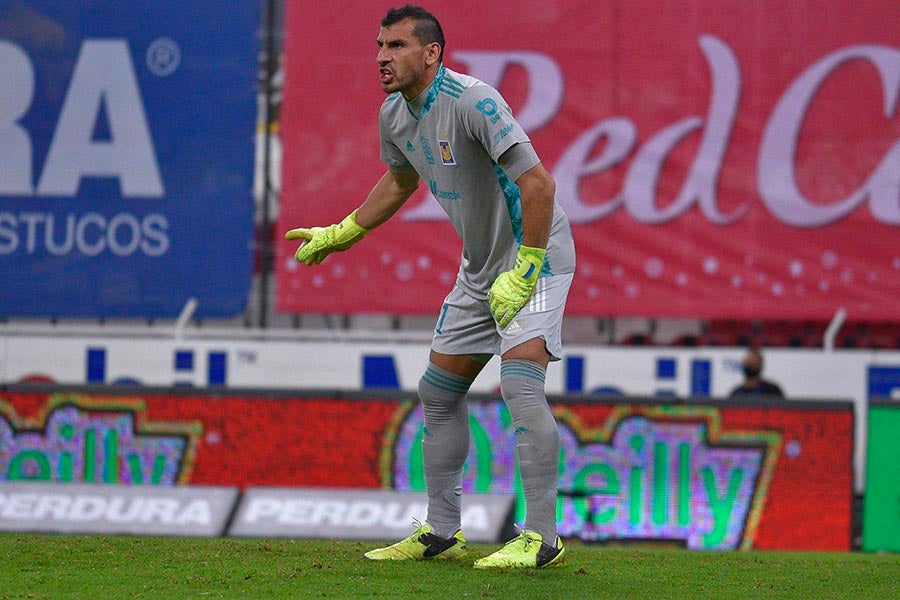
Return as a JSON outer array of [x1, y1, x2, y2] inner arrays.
[[379, 66, 576, 299]]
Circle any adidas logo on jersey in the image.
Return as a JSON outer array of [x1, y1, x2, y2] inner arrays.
[[505, 319, 523, 334], [405, 140, 415, 151]]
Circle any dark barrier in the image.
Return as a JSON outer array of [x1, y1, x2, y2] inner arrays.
[[0, 386, 854, 551]]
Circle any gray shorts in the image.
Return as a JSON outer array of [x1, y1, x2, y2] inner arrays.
[[431, 273, 574, 361]]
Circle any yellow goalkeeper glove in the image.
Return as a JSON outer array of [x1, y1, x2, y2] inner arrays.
[[284, 210, 369, 265], [488, 245, 546, 328]]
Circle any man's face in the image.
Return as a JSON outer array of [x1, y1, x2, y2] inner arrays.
[[743, 352, 763, 378], [376, 18, 436, 99]]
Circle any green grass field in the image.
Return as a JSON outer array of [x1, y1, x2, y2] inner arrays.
[[1, 534, 898, 599]]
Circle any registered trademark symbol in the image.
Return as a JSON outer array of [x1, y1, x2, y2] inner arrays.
[[146, 37, 180, 77]]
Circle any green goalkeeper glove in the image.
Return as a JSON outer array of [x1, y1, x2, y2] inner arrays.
[[488, 245, 546, 328], [284, 210, 369, 265]]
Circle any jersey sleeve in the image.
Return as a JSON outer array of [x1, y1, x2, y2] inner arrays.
[[458, 84, 530, 162], [497, 141, 540, 182]]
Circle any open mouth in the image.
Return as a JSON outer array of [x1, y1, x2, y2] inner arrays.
[[379, 68, 394, 83]]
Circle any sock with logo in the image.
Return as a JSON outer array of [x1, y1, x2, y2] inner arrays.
[[419, 362, 474, 539], [500, 358, 560, 543]]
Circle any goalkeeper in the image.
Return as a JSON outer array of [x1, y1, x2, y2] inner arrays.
[[285, 5, 576, 570]]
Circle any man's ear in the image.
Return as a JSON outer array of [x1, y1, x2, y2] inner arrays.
[[425, 42, 441, 66]]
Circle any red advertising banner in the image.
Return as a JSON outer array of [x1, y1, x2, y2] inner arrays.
[[0, 390, 853, 551], [276, 0, 900, 319]]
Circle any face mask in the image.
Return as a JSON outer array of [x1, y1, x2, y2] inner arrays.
[[743, 366, 761, 378]]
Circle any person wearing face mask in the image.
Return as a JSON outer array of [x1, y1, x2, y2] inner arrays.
[[729, 348, 785, 398]]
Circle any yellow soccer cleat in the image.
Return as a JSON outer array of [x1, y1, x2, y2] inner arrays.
[[364, 521, 467, 561], [473, 531, 565, 569]]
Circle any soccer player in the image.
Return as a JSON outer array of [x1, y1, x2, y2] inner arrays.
[[284, 4, 576, 569]]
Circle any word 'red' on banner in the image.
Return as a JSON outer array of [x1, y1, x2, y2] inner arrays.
[[276, 0, 900, 320], [0, 2, 258, 317]]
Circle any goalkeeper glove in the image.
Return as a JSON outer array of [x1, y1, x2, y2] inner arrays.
[[488, 245, 546, 328], [284, 210, 369, 265]]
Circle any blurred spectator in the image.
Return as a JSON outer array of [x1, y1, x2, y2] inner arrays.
[[729, 348, 784, 398]]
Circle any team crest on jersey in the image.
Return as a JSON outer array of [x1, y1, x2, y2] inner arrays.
[[438, 140, 456, 165]]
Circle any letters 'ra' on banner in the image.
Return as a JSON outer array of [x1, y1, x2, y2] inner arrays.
[[276, 0, 900, 320], [0, 3, 258, 317]]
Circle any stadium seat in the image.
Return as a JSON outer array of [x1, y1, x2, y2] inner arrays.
[[621, 333, 653, 346]]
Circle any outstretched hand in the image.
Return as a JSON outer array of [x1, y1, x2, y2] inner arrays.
[[284, 211, 369, 265]]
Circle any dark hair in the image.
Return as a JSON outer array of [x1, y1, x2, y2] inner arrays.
[[382, 5, 445, 63]]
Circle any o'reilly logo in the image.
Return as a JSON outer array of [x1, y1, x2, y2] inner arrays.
[[388, 403, 781, 550], [0, 395, 200, 485]]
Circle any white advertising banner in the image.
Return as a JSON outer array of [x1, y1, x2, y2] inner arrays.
[[0, 482, 238, 536], [230, 488, 514, 543]]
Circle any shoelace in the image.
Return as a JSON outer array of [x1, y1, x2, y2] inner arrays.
[[411, 518, 428, 537], [507, 525, 537, 550]]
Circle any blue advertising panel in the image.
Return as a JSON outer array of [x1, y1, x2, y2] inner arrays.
[[0, 2, 258, 317]]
